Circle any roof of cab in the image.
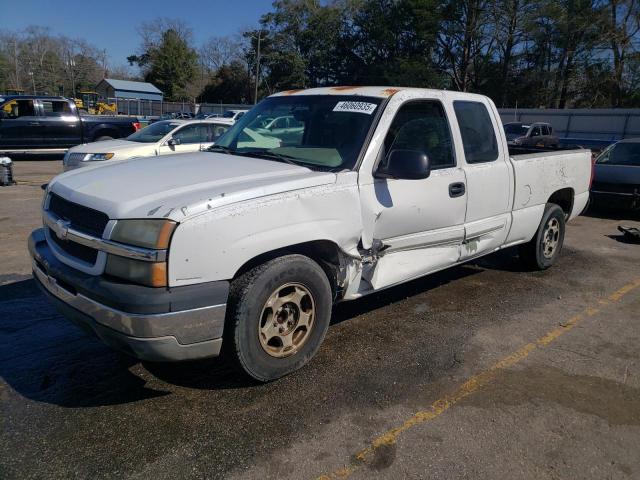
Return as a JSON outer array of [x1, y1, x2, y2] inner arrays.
[[271, 86, 412, 98], [270, 86, 493, 102]]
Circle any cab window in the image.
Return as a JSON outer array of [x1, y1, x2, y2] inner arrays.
[[41, 100, 72, 117], [1, 99, 36, 118], [453, 101, 499, 163], [382, 100, 455, 170]]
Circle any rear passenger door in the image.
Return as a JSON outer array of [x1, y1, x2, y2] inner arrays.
[[452, 99, 511, 260], [37, 99, 82, 147]]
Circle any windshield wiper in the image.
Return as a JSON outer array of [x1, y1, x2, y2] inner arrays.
[[239, 150, 303, 167], [207, 145, 236, 154]]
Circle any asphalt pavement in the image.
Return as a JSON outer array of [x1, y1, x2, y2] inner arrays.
[[1, 161, 639, 479]]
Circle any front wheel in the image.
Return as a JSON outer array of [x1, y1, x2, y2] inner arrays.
[[223, 254, 332, 382], [519, 203, 566, 270]]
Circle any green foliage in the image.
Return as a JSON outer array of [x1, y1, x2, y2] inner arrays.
[[131, 29, 198, 101], [199, 61, 251, 104]]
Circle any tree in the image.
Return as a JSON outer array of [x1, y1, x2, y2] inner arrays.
[[199, 61, 251, 103], [130, 28, 198, 100], [603, 0, 640, 106], [437, 0, 495, 91]]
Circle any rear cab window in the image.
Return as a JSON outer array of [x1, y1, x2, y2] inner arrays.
[[40, 100, 73, 117], [453, 101, 499, 163]]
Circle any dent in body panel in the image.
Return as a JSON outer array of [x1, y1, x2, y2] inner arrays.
[[167, 173, 364, 286]]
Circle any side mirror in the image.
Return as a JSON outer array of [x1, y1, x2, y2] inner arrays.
[[376, 149, 431, 180], [167, 137, 181, 146]]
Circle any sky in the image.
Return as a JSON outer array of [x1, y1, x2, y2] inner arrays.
[[3, 0, 275, 67]]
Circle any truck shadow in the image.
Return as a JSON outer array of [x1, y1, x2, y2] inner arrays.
[[584, 205, 640, 221], [0, 278, 171, 407], [0, 247, 526, 404]]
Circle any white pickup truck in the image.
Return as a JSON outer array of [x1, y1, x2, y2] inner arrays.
[[29, 87, 591, 381]]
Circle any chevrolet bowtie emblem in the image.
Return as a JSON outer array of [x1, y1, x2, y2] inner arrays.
[[55, 219, 71, 240]]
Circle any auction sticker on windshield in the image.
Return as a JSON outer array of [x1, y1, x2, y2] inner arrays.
[[333, 101, 377, 115]]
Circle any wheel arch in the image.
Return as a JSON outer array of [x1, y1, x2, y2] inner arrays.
[[232, 240, 347, 300], [547, 187, 574, 217]]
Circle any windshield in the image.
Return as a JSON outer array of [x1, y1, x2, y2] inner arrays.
[[213, 95, 383, 170], [222, 110, 237, 118], [596, 142, 640, 166], [504, 124, 529, 137], [127, 121, 181, 143]]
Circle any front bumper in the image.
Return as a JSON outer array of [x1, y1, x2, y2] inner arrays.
[[29, 228, 229, 362]]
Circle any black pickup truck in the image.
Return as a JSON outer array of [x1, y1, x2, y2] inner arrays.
[[0, 95, 140, 154]]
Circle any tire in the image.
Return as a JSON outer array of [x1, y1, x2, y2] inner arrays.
[[519, 203, 566, 270], [94, 135, 114, 141], [223, 254, 332, 382]]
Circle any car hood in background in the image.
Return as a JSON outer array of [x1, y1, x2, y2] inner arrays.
[[68, 139, 149, 154], [49, 152, 336, 221]]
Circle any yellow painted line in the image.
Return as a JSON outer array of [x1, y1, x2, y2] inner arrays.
[[316, 277, 640, 480]]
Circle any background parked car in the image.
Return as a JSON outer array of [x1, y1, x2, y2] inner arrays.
[[63, 119, 230, 170], [253, 115, 305, 145], [0, 95, 139, 154], [504, 121, 559, 149], [221, 110, 249, 122], [590, 138, 640, 210]]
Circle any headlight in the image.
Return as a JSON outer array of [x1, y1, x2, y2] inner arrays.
[[106, 219, 177, 287], [513, 138, 522, 145], [111, 219, 177, 249], [85, 153, 114, 162], [105, 256, 167, 287]]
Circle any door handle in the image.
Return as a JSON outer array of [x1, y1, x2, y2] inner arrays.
[[29, 122, 41, 126], [449, 182, 466, 198]]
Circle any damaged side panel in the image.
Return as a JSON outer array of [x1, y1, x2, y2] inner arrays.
[[168, 172, 365, 287]]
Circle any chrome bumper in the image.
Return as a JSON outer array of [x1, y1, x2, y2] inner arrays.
[[30, 229, 228, 362]]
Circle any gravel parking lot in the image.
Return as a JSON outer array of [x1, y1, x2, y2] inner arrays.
[[1, 161, 639, 480]]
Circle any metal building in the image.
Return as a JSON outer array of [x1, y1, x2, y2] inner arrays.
[[95, 79, 163, 102]]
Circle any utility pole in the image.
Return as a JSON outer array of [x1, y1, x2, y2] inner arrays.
[[254, 31, 261, 105]]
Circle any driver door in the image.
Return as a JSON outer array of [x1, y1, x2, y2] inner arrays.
[[358, 99, 467, 290]]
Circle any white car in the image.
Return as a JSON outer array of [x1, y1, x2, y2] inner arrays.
[[221, 109, 249, 122], [62, 119, 231, 171]]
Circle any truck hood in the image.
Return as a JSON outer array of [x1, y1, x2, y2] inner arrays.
[[69, 139, 146, 153], [49, 152, 336, 221]]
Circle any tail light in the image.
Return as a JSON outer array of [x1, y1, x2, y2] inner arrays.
[[132, 122, 142, 131]]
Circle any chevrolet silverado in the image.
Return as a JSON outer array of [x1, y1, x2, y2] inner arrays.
[[29, 87, 591, 381]]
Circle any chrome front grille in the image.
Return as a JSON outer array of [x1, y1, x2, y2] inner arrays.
[[48, 193, 109, 237], [46, 193, 109, 266]]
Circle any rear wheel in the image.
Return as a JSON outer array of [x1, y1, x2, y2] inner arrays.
[[223, 255, 332, 382], [519, 203, 566, 270]]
